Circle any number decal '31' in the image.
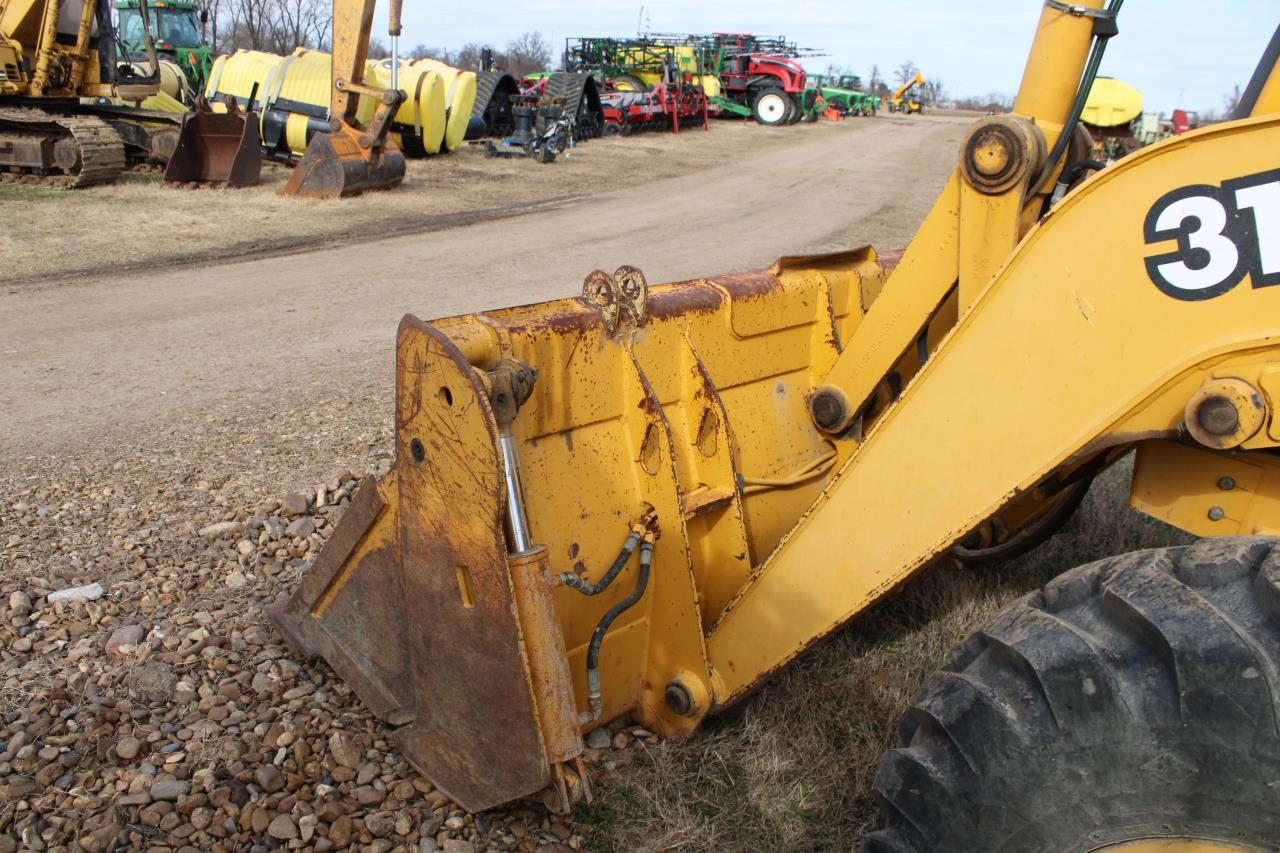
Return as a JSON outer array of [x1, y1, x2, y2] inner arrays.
[[1143, 167, 1280, 300]]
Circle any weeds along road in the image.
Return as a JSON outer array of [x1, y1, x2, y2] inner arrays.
[[0, 115, 967, 459]]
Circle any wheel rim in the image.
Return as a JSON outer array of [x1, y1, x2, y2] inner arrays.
[[757, 93, 786, 122], [1094, 840, 1257, 852]]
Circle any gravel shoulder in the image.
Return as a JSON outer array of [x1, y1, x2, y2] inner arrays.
[[0, 114, 978, 852]]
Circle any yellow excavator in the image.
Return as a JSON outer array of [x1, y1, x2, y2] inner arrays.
[[0, 0, 204, 185], [888, 70, 925, 113], [273, 2, 1280, 848]]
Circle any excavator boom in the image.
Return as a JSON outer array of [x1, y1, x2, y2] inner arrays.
[[272, 2, 1280, 816], [276, 0, 405, 197]]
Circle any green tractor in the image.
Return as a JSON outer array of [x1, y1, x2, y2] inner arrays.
[[809, 74, 880, 116], [114, 0, 212, 95]]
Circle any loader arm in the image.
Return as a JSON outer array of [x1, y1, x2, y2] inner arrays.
[[271, 2, 1280, 812]]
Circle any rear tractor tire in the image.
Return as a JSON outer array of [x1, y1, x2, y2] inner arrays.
[[752, 88, 790, 126], [865, 536, 1280, 852]]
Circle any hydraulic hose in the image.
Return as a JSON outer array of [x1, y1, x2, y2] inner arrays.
[[1028, 0, 1124, 198], [581, 538, 653, 721], [558, 526, 643, 595]]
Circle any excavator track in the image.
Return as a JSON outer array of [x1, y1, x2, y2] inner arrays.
[[0, 108, 126, 189]]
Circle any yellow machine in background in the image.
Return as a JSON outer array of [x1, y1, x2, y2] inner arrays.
[[0, 0, 188, 184], [273, 2, 1280, 849], [888, 70, 924, 113]]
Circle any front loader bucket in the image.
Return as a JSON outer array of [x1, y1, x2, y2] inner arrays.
[[268, 317, 582, 812], [278, 130, 406, 200], [163, 99, 262, 188]]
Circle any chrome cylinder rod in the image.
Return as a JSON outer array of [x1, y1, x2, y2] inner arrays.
[[498, 428, 535, 555]]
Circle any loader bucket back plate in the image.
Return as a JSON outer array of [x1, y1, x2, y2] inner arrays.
[[163, 100, 262, 188], [269, 317, 551, 812], [278, 128, 406, 199]]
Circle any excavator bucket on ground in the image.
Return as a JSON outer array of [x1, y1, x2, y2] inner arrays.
[[163, 95, 262, 188], [278, 126, 406, 199]]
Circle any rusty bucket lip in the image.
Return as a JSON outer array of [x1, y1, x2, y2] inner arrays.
[[278, 131, 407, 200]]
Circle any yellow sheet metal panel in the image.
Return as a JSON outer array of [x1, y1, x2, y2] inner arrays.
[[1082, 77, 1143, 127], [1131, 440, 1280, 537]]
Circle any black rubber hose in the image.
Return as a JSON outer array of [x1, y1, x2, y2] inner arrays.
[[583, 540, 653, 710], [559, 531, 641, 595], [1028, 0, 1124, 198]]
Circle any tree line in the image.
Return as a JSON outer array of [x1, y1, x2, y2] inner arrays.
[[189, 0, 553, 77]]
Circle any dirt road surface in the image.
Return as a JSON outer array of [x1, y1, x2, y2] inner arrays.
[[0, 115, 966, 459]]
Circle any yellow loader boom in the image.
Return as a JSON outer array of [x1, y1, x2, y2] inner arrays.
[[273, 0, 1280, 837]]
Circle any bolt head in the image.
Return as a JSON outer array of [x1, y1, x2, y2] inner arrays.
[[810, 389, 847, 432], [1197, 396, 1240, 437], [663, 681, 695, 717], [1218, 476, 1237, 491], [1208, 506, 1225, 522]]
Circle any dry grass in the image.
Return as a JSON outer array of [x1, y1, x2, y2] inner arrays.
[[580, 458, 1193, 851], [0, 121, 794, 285]]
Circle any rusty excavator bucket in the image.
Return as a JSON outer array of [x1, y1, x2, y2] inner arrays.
[[278, 123, 406, 199], [163, 94, 262, 189]]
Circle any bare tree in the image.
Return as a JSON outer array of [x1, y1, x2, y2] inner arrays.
[[893, 60, 920, 89], [922, 78, 945, 106], [1223, 84, 1243, 118], [408, 44, 450, 62], [366, 37, 388, 59], [868, 64, 886, 96], [505, 31, 551, 76], [219, 0, 329, 53], [454, 42, 495, 73]]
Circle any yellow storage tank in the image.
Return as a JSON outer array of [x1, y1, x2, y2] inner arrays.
[[369, 60, 446, 155], [406, 58, 477, 151], [1082, 77, 1143, 128], [204, 49, 452, 159], [205, 49, 284, 106]]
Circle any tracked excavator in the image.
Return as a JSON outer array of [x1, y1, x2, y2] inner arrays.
[[0, 0, 196, 185], [272, 2, 1280, 848]]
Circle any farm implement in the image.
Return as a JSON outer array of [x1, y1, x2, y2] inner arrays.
[[567, 32, 818, 126], [809, 74, 880, 116]]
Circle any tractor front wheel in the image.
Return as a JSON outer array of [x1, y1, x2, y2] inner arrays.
[[865, 536, 1280, 852], [751, 88, 790, 125]]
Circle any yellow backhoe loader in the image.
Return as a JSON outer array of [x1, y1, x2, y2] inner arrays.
[[272, 2, 1280, 848], [0, 0, 231, 185], [888, 70, 925, 114]]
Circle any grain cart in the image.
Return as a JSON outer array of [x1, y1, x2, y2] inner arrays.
[[272, 3, 1280, 848]]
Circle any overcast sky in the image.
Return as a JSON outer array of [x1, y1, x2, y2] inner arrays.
[[383, 2, 1277, 117]]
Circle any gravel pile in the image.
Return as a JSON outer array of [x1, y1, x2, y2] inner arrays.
[[0, 445, 639, 851]]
